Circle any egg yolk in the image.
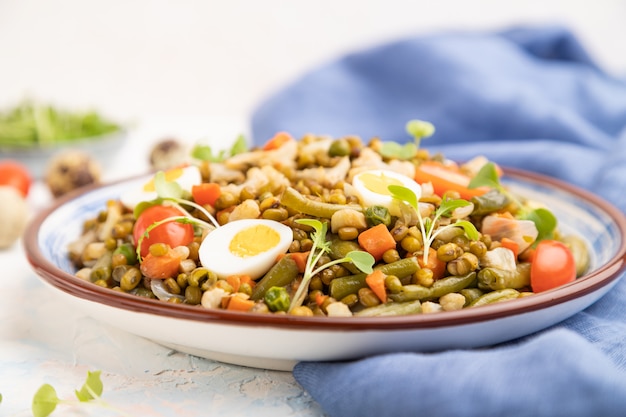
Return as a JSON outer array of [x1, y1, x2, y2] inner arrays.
[[359, 172, 404, 195], [142, 167, 184, 192], [229, 224, 281, 257]]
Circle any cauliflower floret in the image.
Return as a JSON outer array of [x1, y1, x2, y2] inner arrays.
[[439, 293, 466, 311], [201, 288, 227, 309], [421, 301, 443, 314], [326, 302, 353, 317]]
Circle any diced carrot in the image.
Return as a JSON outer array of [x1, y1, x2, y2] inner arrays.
[[288, 251, 311, 274], [140, 248, 181, 279], [414, 161, 489, 200], [500, 237, 520, 259], [365, 269, 387, 303], [519, 247, 536, 263], [227, 275, 241, 293], [262, 131, 294, 151], [192, 183, 221, 206], [315, 292, 329, 307], [357, 224, 397, 261], [226, 295, 255, 312], [417, 247, 447, 280], [239, 274, 255, 289]]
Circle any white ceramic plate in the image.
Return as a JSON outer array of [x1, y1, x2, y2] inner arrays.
[[24, 168, 626, 371]]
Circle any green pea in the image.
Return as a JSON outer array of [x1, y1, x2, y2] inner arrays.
[[264, 286, 291, 312]]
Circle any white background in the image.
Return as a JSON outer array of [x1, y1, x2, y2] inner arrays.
[[1, 0, 625, 125]]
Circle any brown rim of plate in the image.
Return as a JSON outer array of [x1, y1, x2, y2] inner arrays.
[[23, 167, 626, 331]]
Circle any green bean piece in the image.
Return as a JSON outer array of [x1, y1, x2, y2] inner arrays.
[[470, 189, 511, 216], [561, 235, 590, 277], [389, 272, 477, 303], [355, 300, 422, 317], [364, 206, 391, 227], [264, 286, 291, 312], [251, 255, 300, 301], [468, 288, 520, 307], [281, 186, 362, 218], [328, 236, 362, 274], [477, 263, 531, 291], [89, 251, 112, 283], [329, 257, 420, 300], [113, 243, 137, 266], [460, 288, 484, 306]]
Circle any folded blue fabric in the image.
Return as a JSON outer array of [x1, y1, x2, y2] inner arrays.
[[251, 26, 626, 417]]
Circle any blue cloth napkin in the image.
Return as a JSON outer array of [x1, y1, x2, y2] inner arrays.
[[251, 26, 626, 417]]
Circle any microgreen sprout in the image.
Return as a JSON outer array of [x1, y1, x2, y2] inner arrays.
[[32, 370, 131, 417], [406, 119, 435, 147], [379, 119, 435, 160], [468, 162, 557, 242], [289, 219, 374, 312], [191, 134, 248, 162], [388, 185, 478, 265]]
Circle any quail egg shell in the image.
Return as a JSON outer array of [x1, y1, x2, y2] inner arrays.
[[352, 169, 422, 216], [120, 165, 202, 209], [198, 219, 293, 280]]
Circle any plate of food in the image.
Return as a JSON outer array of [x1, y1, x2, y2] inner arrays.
[[24, 122, 626, 371]]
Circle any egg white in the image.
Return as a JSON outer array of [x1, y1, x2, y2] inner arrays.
[[120, 165, 202, 209], [352, 169, 422, 216], [198, 219, 293, 280]]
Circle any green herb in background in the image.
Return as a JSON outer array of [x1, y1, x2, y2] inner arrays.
[[0, 100, 121, 148], [191, 133, 248, 162]]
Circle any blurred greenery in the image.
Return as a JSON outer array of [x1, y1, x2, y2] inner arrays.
[[0, 100, 121, 148]]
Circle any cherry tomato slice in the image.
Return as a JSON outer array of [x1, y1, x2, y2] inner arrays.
[[133, 205, 194, 258], [414, 161, 488, 200], [0, 160, 32, 197], [530, 240, 576, 293]]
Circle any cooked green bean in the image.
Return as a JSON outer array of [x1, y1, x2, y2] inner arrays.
[[389, 272, 477, 302], [470, 189, 511, 215], [460, 288, 484, 306], [328, 236, 362, 274], [251, 255, 300, 301], [477, 263, 531, 290], [468, 288, 520, 307], [355, 300, 422, 317], [329, 257, 420, 300], [281, 186, 362, 218]]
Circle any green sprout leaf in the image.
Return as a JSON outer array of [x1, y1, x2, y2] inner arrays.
[[191, 134, 248, 162], [406, 119, 435, 147], [289, 219, 374, 312], [230, 134, 248, 156], [389, 184, 479, 264], [450, 220, 480, 241], [438, 197, 472, 215], [75, 370, 104, 402], [379, 142, 418, 160], [191, 144, 226, 162], [520, 207, 557, 242], [388, 184, 418, 210], [154, 171, 183, 200], [468, 162, 501, 190], [32, 384, 60, 417], [345, 250, 375, 274]]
